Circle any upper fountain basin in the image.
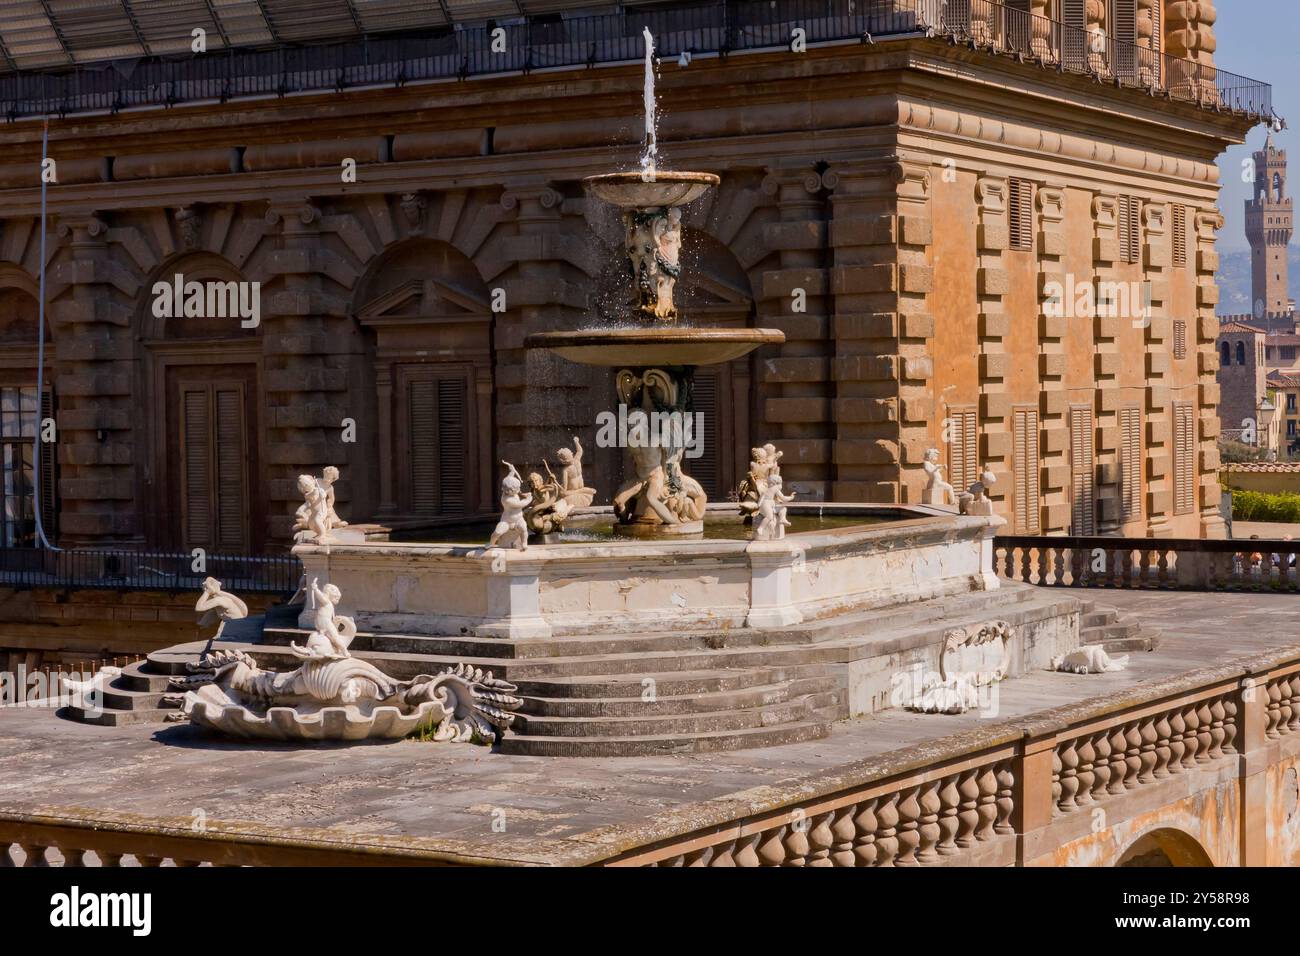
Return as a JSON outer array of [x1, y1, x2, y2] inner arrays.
[[583, 171, 720, 209], [525, 327, 784, 367]]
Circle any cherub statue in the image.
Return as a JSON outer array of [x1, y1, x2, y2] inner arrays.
[[195, 576, 249, 653], [959, 466, 997, 517], [489, 461, 532, 551], [556, 436, 596, 509], [524, 462, 573, 535], [290, 577, 357, 660], [922, 448, 955, 506], [754, 472, 795, 540], [320, 465, 348, 528], [293, 474, 332, 542], [738, 443, 783, 518]]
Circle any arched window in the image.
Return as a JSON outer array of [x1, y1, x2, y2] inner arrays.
[[0, 276, 56, 548], [1220, 341, 1231, 366], [1236, 341, 1247, 365], [1275, 172, 1284, 199]]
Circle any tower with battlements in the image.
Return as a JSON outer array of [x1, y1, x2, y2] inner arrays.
[[1246, 133, 1294, 323]]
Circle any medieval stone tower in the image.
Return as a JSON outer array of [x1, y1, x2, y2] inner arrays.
[[1246, 132, 1293, 322]]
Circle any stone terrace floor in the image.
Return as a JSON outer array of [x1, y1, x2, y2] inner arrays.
[[1, 587, 1298, 865]]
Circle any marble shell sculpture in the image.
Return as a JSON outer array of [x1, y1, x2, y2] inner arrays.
[[175, 649, 521, 743]]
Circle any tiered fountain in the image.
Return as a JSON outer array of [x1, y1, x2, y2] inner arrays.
[[67, 32, 1088, 754]]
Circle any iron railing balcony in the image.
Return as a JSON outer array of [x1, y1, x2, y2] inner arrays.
[[0, 546, 302, 594], [0, 0, 1273, 124]]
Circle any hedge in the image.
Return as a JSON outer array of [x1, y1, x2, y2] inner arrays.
[[1231, 489, 1300, 523]]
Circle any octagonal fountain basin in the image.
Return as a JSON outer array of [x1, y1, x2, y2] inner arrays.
[[293, 504, 1002, 641], [525, 327, 785, 367], [583, 171, 719, 208]]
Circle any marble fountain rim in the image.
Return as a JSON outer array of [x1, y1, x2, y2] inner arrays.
[[582, 170, 721, 208], [523, 327, 785, 367]]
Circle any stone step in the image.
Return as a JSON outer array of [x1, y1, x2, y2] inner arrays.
[[512, 664, 833, 699], [1082, 633, 1161, 653], [119, 661, 177, 693], [65, 703, 177, 727], [516, 676, 841, 717], [1082, 611, 1118, 628], [496, 720, 831, 757], [1080, 621, 1139, 641], [100, 683, 169, 712], [514, 697, 828, 738]]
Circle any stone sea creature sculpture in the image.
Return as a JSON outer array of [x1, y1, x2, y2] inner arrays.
[[738, 443, 783, 519], [922, 447, 955, 506], [906, 620, 1014, 715], [906, 677, 982, 715], [625, 205, 683, 323], [293, 466, 348, 543], [175, 648, 522, 743], [289, 577, 357, 661], [754, 473, 794, 541], [1051, 646, 1129, 675], [489, 461, 532, 551]]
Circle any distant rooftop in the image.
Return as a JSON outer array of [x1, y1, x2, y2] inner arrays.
[[0, 0, 1275, 122]]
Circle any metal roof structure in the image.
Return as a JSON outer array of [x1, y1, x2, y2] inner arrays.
[[0, 0, 595, 71]]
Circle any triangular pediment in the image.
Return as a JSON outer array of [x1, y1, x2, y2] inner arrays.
[[357, 277, 488, 322]]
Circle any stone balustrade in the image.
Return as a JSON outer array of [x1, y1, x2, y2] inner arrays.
[[995, 535, 1300, 592]]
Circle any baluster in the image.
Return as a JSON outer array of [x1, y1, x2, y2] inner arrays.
[[975, 767, 998, 841], [1138, 549, 1152, 588], [852, 799, 878, 867], [100, 852, 123, 867], [707, 841, 737, 867], [936, 777, 960, 855], [955, 771, 980, 848], [917, 782, 942, 863], [1001, 546, 1014, 579], [830, 808, 857, 867], [1090, 730, 1113, 799], [1266, 681, 1283, 739], [1124, 722, 1143, 788], [1167, 708, 1187, 770], [1057, 740, 1079, 811], [874, 793, 900, 866], [994, 764, 1015, 835], [756, 828, 786, 867], [1195, 701, 1213, 762], [1222, 697, 1239, 754], [1289, 676, 1300, 734], [806, 813, 834, 867], [1070, 546, 1086, 586], [1021, 547, 1034, 586], [1122, 550, 1136, 589], [1108, 726, 1129, 794], [782, 820, 810, 866], [1208, 699, 1226, 758], [1153, 713, 1173, 777], [733, 834, 760, 868], [1277, 679, 1295, 736], [895, 787, 921, 866], [1181, 704, 1201, 767], [683, 847, 712, 867], [1137, 717, 1158, 783], [1, 844, 15, 867], [60, 848, 86, 867], [19, 845, 49, 867], [1052, 547, 1066, 587], [1074, 736, 1095, 805]]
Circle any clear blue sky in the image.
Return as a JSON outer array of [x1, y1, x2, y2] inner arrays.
[[1216, 1, 1295, 252]]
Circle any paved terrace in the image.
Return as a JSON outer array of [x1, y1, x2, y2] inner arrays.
[[0, 587, 1296, 866]]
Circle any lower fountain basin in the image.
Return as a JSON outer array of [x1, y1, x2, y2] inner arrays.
[[524, 327, 785, 367], [293, 504, 1002, 640]]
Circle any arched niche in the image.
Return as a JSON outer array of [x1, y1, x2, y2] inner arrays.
[[138, 252, 264, 553], [1117, 827, 1215, 867], [352, 239, 493, 521], [0, 267, 56, 547]]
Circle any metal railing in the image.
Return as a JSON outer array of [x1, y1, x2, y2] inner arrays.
[[996, 535, 1300, 592], [0, 0, 1272, 122], [0, 547, 301, 594]]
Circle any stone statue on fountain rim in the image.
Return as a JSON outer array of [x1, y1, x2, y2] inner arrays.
[[489, 461, 532, 551], [738, 443, 783, 520], [625, 205, 682, 324]]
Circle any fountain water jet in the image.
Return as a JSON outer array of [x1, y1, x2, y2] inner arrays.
[[526, 29, 785, 537]]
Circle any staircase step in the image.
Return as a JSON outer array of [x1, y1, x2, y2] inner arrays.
[[515, 697, 830, 738], [517, 676, 840, 717], [1082, 611, 1118, 628], [513, 665, 833, 699], [496, 720, 831, 757], [65, 704, 178, 727], [1083, 633, 1160, 653]]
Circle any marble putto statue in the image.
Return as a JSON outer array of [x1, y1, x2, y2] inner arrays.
[[754, 473, 795, 541], [922, 448, 955, 506], [293, 466, 348, 543], [489, 461, 532, 551], [290, 577, 357, 661], [525, 437, 597, 535], [195, 577, 248, 637], [959, 466, 997, 517], [738, 443, 783, 520]]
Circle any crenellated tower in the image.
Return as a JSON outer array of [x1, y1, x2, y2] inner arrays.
[[1245, 132, 1293, 322]]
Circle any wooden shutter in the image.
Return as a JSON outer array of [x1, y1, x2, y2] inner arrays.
[[1118, 195, 1141, 264], [949, 407, 979, 495], [213, 385, 246, 549], [181, 386, 213, 546], [1009, 178, 1034, 251], [1069, 405, 1096, 535], [37, 388, 55, 540], [1062, 0, 1087, 69], [690, 368, 722, 500], [407, 373, 470, 517], [1173, 319, 1187, 360], [1113, 0, 1137, 77], [1120, 406, 1142, 522], [1171, 203, 1187, 266], [1174, 402, 1195, 515], [1013, 407, 1040, 533]]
